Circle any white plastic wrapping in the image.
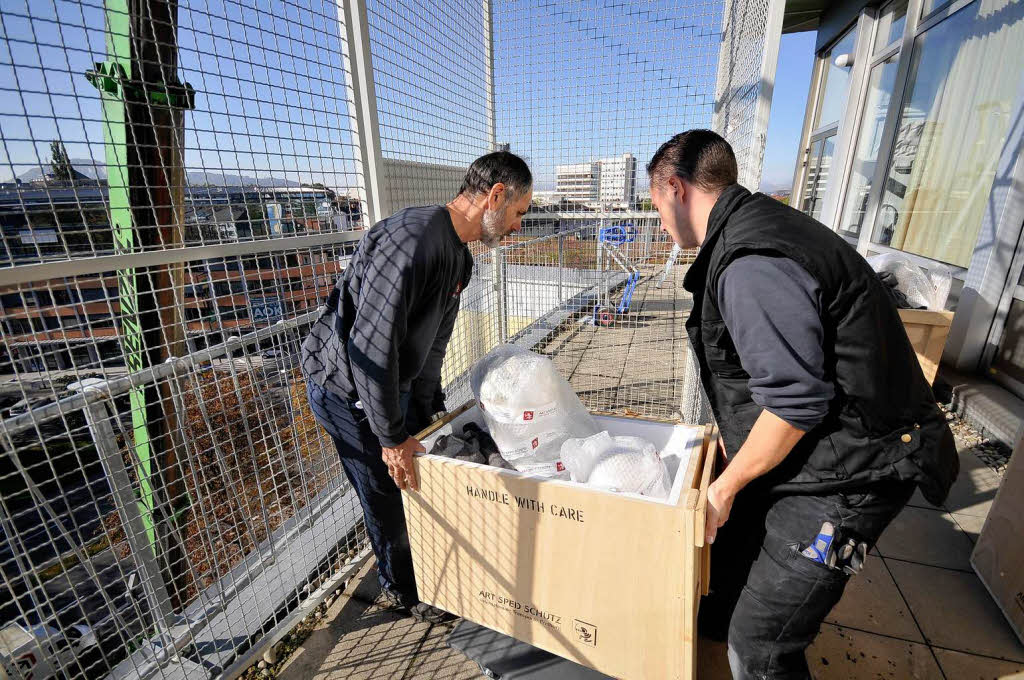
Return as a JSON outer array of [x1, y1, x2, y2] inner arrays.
[[470, 344, 599, 477], [867, 253, 952, 311], [560, 431, 672, 499]]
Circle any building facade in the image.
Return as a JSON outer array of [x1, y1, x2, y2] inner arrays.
[[0, 184, 356, 375], [782, 0, 1024, 408], [555, 154, 637, 208], [555, 162, 601, 204], [598, 153, 637, 207]]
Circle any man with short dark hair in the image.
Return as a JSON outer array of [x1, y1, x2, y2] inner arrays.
[[647, 130, 958, 678], [302, 151, 532, 622]]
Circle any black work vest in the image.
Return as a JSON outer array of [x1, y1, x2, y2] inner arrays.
[[683, 185, 958, 504]]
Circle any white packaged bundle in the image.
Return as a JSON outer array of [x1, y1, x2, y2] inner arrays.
[[470, 344, 599, 477], [867, 253, 952, 310], [560, 431, 672, 499]]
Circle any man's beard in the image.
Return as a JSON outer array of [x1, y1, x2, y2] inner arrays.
[[480, 204, 508, 248]]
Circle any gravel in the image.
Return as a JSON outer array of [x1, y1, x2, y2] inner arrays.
[[940, 403, 1013, 475]]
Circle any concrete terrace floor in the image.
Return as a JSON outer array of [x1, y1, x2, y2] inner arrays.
[[277, 264, 1024, 679], [539, 260, 695, 420]]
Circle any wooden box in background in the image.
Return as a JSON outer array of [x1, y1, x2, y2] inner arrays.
[[972, 435, 1024, 646], [405, 404, 716, 680], [899, 309, 955, 385]]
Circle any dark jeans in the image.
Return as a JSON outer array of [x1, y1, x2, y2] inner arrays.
[[704, 481, 915, 680], [306, 380, 419, 605]]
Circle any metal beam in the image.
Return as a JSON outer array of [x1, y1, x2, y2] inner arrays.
[[1, 310, 320, 438], [750, 0, 786, 190], [338, 0, 386, 226], [0, 231, 363, 287], [483, 0, 497, 151]]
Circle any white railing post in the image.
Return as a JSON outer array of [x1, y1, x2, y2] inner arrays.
[[338, 0, 386, 226]]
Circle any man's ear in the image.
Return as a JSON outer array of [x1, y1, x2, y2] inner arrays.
[[488, 182, 506, 210], [668, 175, 685, 205]]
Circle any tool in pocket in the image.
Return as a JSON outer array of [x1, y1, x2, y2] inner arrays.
[[800, 521, 869, 575]]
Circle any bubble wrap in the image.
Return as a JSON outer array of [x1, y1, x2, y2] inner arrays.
[[560, 431, 672, 499], [867, 253, 952, 311], [470, 344, 599, 476]]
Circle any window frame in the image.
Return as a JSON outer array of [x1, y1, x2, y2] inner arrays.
[[851, 0, 988, 263], [791, 27, 857, 210], [792, 17, 876, 227]]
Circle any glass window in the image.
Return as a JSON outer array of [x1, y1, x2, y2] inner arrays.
[[814, 28, 859, 130], [871, 1, 1024, 267], [993, 298, 1024, 385], [838, 55, 901, 236], [921, 0, 952, 18], [802, 139, 824, 214], [875, 0, 909, 52], [801, 136, 837, 221]]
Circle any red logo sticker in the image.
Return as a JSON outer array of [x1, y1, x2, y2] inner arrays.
[[523, 410, 534, 421], [531, 437, 539, 449], [556, 462, 565, 472]]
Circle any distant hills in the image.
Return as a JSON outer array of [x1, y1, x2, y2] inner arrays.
[[10, 159, 301, 188]]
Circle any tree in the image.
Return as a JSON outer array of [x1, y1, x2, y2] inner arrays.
[[49, 140, 74, 182]]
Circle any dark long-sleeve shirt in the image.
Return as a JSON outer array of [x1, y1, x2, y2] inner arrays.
[[717, 254, 834, 431], [302, 205, 472, 446]]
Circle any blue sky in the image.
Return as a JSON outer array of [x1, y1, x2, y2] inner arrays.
[[1, 0, 814, 193], [760, 31, 817, 192]]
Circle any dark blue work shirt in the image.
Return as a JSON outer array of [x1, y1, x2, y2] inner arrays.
[[717, 254, 835, 431]]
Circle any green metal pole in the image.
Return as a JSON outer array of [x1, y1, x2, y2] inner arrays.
[[95, 0, 159, 552]]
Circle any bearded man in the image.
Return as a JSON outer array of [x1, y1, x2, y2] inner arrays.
[[301, 151, 532, 622]]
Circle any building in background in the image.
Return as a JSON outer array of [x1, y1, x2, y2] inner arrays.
[[555, 162, 601, 204], [597, 153, 636, 207], [0, 183, 358, 377], [555, 154, 636, 208]]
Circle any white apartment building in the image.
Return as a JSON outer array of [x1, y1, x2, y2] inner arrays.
[[555, 154, 636, 207], [597, 153, 636, 206], [555, 162, 600, 203]]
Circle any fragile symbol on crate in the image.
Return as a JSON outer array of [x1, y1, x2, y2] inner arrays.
[[573, 619, 597, 647], [523, 410, 534, 421], [531, 437, 539, 449]]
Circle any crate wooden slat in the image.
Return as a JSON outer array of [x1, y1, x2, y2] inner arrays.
[[405, 405, 715, 680], [899, 309, 955, 385]]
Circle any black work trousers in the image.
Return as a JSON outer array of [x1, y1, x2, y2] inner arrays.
[[306, 379, 420, 605], [703, 480, 915, 679]]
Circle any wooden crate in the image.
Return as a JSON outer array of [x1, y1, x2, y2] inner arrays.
[[405, 403, 716, 680], [899, 309, 955, 385]]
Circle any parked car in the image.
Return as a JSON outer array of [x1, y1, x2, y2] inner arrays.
[[0, 621, 97, 680]]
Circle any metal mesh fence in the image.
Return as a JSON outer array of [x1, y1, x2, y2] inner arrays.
[[491, 0, 724, 420], [0, 1, 772, 677], [714, 0, 778, 188]]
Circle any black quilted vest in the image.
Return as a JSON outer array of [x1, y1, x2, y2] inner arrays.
[[683, 185, 958, 504]]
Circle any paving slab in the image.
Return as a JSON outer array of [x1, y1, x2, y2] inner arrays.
[[277, 562, 475, 680], [808, 624, 943, 679], [826, 555, 923, 642], [876, 505, 976, 571], [886, 559, 1024, 662], [950, 511, 987, 544], [932, 648, 1024, 680], [944, 448, 1003, 517]]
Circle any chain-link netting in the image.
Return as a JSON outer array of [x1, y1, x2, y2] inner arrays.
[[0, 1, 774, 677], [714, 0, 776, 189], [1, 2, 368, 678]]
